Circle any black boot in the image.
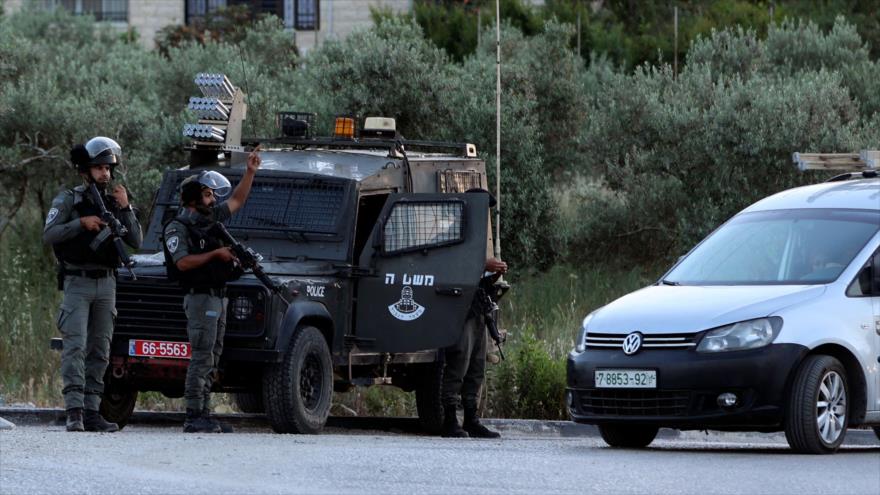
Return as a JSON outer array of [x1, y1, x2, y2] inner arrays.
[[183, 408, 221, 434], [202, 407, 234, 433], [441, 404, 468, 438], [65, 408, 84, 432], [462, 407, 500, 439], [83, 409, 119, 433]]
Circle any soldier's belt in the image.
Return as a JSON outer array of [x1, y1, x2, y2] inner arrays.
[[62, 269, 116, 279]]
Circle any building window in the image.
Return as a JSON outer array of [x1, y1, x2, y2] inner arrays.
[[40, 0, 128, 23], [294, 0, 319, 30], [186, 0, 288, 26]]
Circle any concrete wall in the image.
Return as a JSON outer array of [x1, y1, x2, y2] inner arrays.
[[129, 0, 183, 49]]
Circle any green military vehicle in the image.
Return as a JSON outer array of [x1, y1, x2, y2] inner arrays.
[[88, 74, 497, 433]]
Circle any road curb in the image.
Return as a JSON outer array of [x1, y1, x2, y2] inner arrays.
[[0, 407, 876, 445]]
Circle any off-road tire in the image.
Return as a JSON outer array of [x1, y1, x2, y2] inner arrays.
[[263, 326, 332, 434], [785, 355, 849, 454], [598, 424, 659, 448], [234, 391, 265, 414], [415, 360, 445, 434], [99, 390, 138, 430]]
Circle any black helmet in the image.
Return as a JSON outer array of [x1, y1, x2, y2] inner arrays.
[[71, 136, 122, 173], [179, 170, 232, 205]]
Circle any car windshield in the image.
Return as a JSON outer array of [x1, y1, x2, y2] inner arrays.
[[664, 209, 879, 285]]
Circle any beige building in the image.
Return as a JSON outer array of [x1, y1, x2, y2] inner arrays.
[[3, 0, 413, 51]]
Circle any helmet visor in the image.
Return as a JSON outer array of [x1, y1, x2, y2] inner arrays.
[[84, 137, 122, 163], [198, 170, 232, 197]]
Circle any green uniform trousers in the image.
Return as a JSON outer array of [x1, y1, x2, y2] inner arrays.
[[183, 293, 227, 412], [441, 314, 487, 409], [57, 275, 116, 411]]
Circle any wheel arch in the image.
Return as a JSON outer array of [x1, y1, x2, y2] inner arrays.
[[804, 344, 868, 425], [277, 301, 334, 352]]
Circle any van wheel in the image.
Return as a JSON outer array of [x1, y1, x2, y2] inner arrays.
[[415, 361, 445, 434], [234, 391, 265, 414], [263, 326, 332, 434], [99, 390, 138, 429], [785, 355, 848, 454], [598, 424, 658, 448]]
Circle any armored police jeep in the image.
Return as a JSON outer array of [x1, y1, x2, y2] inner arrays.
[[96, 75, 496, 433]]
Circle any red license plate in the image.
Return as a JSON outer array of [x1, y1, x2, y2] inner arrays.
[[129, 339, 191, 359]]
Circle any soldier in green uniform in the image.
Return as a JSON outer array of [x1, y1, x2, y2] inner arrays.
[[162, 149, 261, 433], [44, 137, 142, 432]]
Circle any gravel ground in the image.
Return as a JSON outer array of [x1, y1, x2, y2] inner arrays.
[[1, 424, 878, 495]]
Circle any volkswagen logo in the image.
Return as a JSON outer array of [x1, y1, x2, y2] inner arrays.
[[622, 332, 643, 355]]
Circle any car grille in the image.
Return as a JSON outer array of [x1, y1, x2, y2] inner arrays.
[[115, 278, 265, 338], [578, 389, 691, 417], [586, 332, 697, 350]]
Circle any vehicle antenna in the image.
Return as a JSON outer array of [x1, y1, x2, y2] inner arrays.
[[237, 44, 259, 143]]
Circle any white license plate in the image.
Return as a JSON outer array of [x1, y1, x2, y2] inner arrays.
[[595, 369, 657, 389], [129, 339, 191, 360]]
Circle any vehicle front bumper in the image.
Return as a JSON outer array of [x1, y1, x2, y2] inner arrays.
[[566, 343, 808, 431]]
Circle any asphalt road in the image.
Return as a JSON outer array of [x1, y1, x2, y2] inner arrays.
[[1, 423, 878, 495]]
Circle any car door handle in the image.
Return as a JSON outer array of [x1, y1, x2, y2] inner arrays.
[[435, 287, 463, 296]]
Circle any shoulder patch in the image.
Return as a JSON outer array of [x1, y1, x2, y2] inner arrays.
[[45, 208, 59, 225], [166, 235, 180, 254]]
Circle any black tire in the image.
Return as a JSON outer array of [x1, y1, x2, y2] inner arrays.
[[598, 424, 659, 448], [234, 391, 265, 414], [415, 361, 445, 434], [99, 390, 138, 430], [263, 326, 333, 434], [873, 426, 880, 442], [785, 355, 849, 454]]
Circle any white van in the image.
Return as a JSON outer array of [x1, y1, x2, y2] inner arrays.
[[566, 164, 880, 454]]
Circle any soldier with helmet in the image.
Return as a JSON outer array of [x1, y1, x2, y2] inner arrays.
[[43, 137, 143, 432], [162, 148, 261, 433]]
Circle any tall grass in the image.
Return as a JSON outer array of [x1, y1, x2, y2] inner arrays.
[[0, 210, 62, 406]]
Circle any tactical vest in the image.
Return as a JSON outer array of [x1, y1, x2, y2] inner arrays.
[[163, 215, 242, 290], [53, 190, 120, 268]]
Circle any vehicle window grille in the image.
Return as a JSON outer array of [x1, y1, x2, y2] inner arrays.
[[226, 178, 346, 234], [383, 201, 464, 254], [438, 170, 482, 193], [577, 390, 691, 417]]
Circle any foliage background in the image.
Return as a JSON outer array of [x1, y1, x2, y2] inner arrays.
[[1, 1, 878, 417]]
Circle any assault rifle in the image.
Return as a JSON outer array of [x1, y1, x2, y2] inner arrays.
[[475, 274, 510, 360], [87, 183, 137, 280], [213, 222, 291, 304]]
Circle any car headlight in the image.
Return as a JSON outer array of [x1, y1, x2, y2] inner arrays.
[[696, 317, 782, 353], [232, 295, 254, 320], [574, 312, 597, 353]]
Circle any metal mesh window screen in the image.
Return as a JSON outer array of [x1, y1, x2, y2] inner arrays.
[[383, 202, 464, 253], [225, 178, 346, 234], [438, 170, 482, 193]]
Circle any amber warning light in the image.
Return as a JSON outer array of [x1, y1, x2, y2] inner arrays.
[[334, 116, 357, 139]]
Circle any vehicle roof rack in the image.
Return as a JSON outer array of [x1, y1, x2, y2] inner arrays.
[[242, 136, 477, 158]]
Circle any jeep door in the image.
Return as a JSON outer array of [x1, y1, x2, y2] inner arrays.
[[354, 193, 490, 353]]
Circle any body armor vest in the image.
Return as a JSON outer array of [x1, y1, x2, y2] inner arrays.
[[164, 215, 242, 290], [53, 190, 120, 268]]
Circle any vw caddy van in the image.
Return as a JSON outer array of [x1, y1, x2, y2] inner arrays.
[[566, 158, 880, 454]]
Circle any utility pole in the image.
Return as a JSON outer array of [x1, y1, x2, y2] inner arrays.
[[673, 5, 679, 78], [577, 9, 581, 58], [477, 8, 481, 48], [494, 0, 501, 258]]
